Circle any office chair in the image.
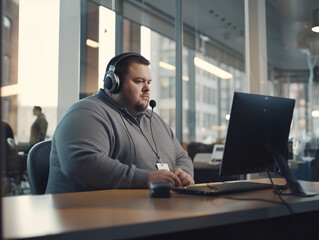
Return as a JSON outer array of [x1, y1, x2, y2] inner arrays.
[[27, 140, 51, 194], [186, 142, 214, 161], [1, 121, 28, 195]]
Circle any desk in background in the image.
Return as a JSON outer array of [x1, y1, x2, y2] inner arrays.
[[289, 158, 319, 181], [193, 161, 240, 183], [3, 178, 319, 240]]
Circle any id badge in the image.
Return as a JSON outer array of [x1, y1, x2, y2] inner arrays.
[[156, 163, 170, 171]]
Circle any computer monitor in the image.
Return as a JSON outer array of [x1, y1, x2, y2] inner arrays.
[[219, 92, 306, 195]]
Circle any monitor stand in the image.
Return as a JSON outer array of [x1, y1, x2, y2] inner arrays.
[[267, 144, 306, 196]]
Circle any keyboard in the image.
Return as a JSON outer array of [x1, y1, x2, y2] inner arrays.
[[173, 181, 274, 196]]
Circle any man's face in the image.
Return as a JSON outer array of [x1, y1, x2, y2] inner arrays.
[[116, 62, 151, 116]]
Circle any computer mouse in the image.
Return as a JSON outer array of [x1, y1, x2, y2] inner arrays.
[[150, 182, 172, 198]]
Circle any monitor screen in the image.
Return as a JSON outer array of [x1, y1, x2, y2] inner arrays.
[[219, 92, 295, 177]]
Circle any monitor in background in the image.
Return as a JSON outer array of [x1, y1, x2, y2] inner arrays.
[[219, 92, 306, 196], [211, 144, 224, 163]]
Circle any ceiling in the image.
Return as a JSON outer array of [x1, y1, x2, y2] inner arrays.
[[140, 0, 319, 72]]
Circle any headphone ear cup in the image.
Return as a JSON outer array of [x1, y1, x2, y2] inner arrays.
[[104, 71, 120, 93]]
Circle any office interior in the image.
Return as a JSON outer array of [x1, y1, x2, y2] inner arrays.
[[0, 0, 319, 236], [1, 0, 319, 238], [2, 0, 319, 191]]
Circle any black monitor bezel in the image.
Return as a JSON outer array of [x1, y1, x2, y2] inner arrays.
[[219, 92, 295, 177]]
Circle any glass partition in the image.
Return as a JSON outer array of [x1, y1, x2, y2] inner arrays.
[[182, 0, 246, 144], [266, 0, 319, 160]]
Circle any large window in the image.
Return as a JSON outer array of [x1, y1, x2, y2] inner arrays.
[[1, 0, 245, 148], [266, 0, 319, 159], [5, 0, 319, 144], [181, 0, 246, 143]]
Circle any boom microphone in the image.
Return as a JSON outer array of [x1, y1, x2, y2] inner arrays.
[[149, 100, 156, 109]]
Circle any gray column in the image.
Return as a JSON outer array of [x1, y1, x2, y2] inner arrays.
[[245, 0, 268, 94], [57, 0, 81, 122], [175, 0, 183, 142]]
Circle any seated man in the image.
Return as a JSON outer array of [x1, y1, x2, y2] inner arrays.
[[45, 52, 194, 194]]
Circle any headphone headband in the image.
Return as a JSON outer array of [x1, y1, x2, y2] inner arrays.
[[106, 52, 142, 72], [104, 52, 142, 93]]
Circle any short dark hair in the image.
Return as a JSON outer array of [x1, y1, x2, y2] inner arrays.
[[114, 55, 150, 82], [34, 106, 42, 112]]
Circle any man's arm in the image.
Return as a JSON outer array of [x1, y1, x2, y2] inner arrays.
[[153, 112, 194, 186], [54, 108, 149, 189], [147, 170, 182, 187], [172, 135, 195, 186], [173, 135, 194, 173], [172, 167, 194, 186], [38, 118, 48, 141]]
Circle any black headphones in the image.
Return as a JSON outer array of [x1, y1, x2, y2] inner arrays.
[[103, 52, 142, 93]]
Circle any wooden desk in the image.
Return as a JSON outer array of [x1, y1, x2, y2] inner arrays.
[[3, 178, 319, 240]]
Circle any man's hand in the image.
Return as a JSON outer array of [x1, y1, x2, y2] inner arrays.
[[172, 168, 195, 186], [147, 170, 182, 188]]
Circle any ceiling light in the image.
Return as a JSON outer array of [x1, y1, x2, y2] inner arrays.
[[194, 57, 233, 79], [312, 9, 319, 33], [299, 98, 306, 106], [159, 61, 175, 70], [159, 61, 188, 81], [182, 76, 189, 81], [86, 39, 99, 48], [160, 59, 231, 81], [212, 125, 227, 131], [312, 110, 319, 118]]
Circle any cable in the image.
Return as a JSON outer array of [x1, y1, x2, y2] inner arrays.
[[150, 107, 159, 157], [270, 168, 319, 197], [140, 100, 163, 164], [119, 106, 162, 167], [266, 170, 296, 224], [222, 195, 286, 205], [138, 116, 162, 163], [119, 113, 139, 167]]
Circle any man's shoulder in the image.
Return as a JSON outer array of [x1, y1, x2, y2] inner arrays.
[[57, 96, 114, 129], [73, 95, 109, 109], [67, 95, 116, 117]]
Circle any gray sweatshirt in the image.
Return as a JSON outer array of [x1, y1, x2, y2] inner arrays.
[[45, 89, 194, 193]]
